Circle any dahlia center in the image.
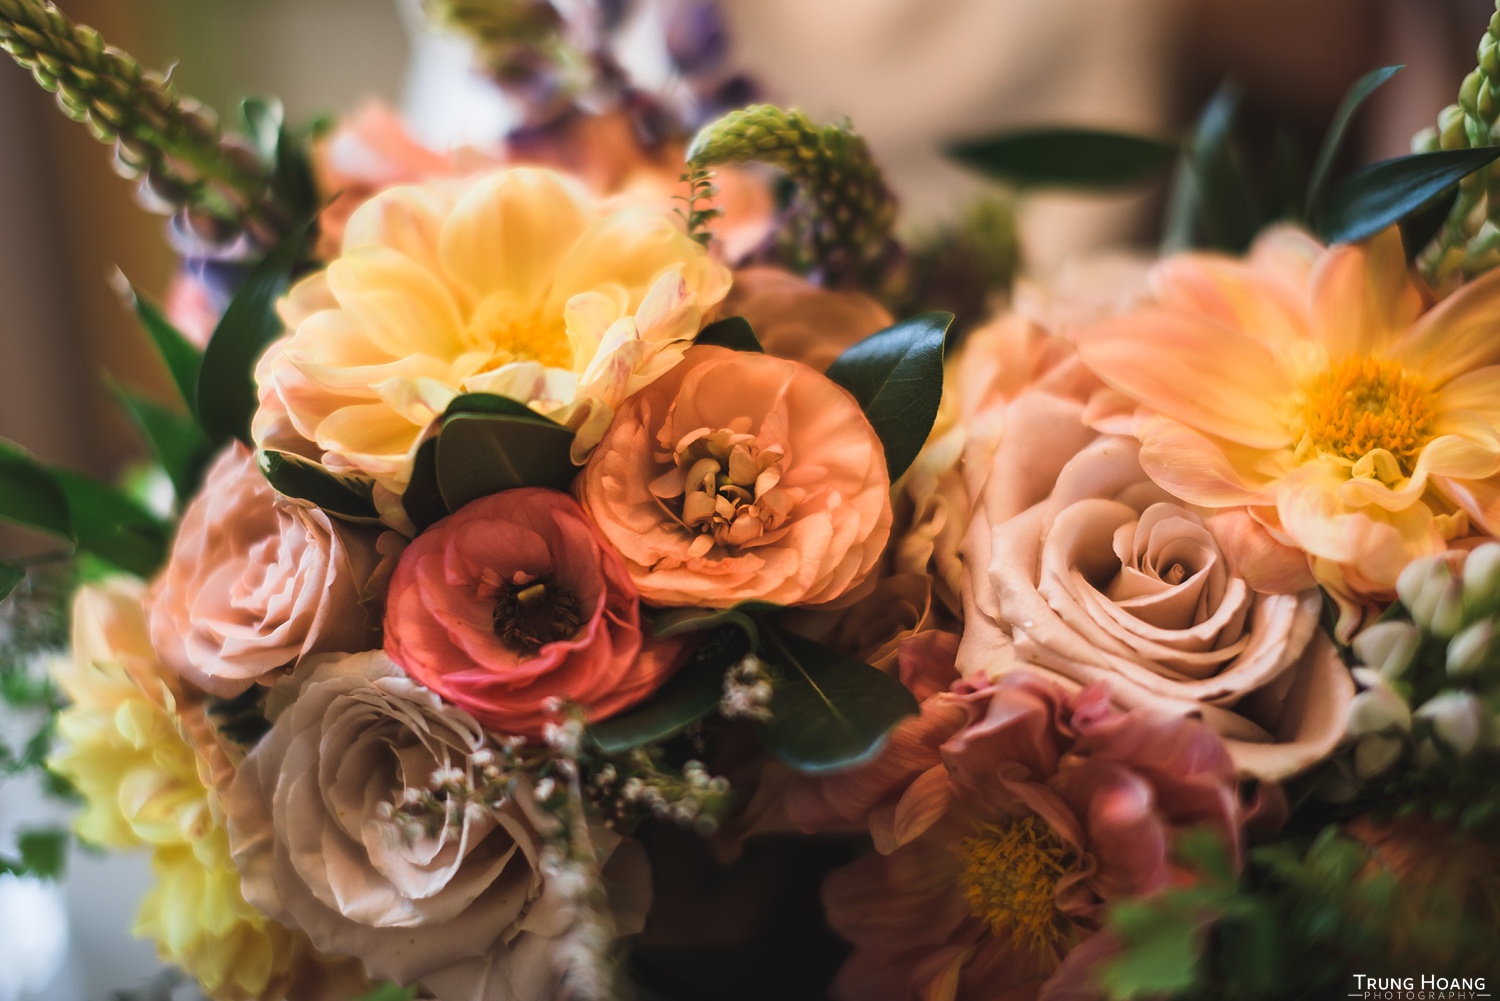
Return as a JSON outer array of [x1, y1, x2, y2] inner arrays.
[[650, 425, 792, 557], [1298, 356, 1435, 469], [472, 308, 572, 369], [957, 815, 1072, 954], [491, 573, 582, 653]]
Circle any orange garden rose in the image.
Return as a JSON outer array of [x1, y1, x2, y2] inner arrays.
[[1071, 226, 1500, 630], [578, 345, 893, 608]]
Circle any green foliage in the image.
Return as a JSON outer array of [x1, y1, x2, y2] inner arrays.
[[120, 284, 204, 420], [1305, 65, 1403, 213], [694, 316, 764, 354], [825, 312, 952, 481], [0, 828, 68, 880], [259, 450, 379, 523], [352, 985, 419, 1001], [109, 383, 211, 503], [947, 128, 1178, 189], [754, 626, 918, 773], [1315, 147, 1500, 244]]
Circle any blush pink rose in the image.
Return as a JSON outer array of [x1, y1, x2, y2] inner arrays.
[[148, 445, 380, 697], [383, 487, 678, 737], [719, 266, 894, 372], [579, 345, 893, 608], [792, 672, 1246, 1001]]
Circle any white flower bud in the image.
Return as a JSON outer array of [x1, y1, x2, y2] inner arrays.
[[1414, 691, 1485, 756], [1354, 733, 1405, 779], [1397, 554, 1446, 611], [1347, 670, 1412, 737], [1446, 620, 1494, 677], [1463, 542, 1500, 615], [1352, 621, 1421, 679]]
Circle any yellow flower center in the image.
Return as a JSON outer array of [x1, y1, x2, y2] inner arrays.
[[469, 300, 573, 369], [957, 816, 1072, 953], [1298, 356, 1435, 469]]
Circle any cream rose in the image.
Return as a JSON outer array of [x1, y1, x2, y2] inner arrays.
[[223, 651, 648, 1001], [959, 425, 1355, 779], [147, 445, 380, 697]]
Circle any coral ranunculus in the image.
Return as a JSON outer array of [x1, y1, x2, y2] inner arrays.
[[252, 166, 732, 492], [1071, 226, 1500, 627], [790, 672, 1245, 1001], [383, 487, 677, 736], [579, 345, 893, 608]]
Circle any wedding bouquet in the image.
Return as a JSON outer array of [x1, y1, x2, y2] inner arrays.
[[1, 1, 1497, 999]]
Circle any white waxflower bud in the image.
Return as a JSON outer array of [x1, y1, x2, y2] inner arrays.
[[1414, 691, 1486, 757], [1347, 669, 1412, 737], [1446, 620, 1494, 677], [1398, 556, 1465, 636], [1354, 734, 1405, 779], [1352, 620, 1421, 680], [1463, 542, 1500, 616], [1397, 554, 1446, 611]]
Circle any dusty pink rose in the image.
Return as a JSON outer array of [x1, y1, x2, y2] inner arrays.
[[224, 651, 651, 1000], [148, 445, 380, 697], [719, 266, 894, 372], [792, 672, 1245, 1001], [579, 345, 893, 608], [383, 487, 678, 737], [953, 320, 1353, 780]]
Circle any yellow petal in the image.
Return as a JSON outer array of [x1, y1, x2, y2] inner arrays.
[[1390, 263, 1500, 383], [326, 247, 466, 358], [1437, 364, 1500, 425]]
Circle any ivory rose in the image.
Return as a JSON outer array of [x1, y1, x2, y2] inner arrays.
[[791, 672, 1245, 1001], [252, 166, 732, 493], [223, 651, 650, 1000], [959, 416, 1355, 779], [383, 488, 678, 737], [148, 445, 380, 698], [578, 345, 892, 608]]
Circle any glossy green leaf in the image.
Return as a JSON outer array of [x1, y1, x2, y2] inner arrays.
[[443, 393, 551, 420], [110, 384, 211, 501], [121, 282, 203, 418], [0, 562, 23, 604], [1264, 127, 1304, 223], [49, 467, 169, 577], [947, 128, 1178, 189], [1306, 64, 1403, 215], [695, 316, 763, 353], [1399, 184, 1461, 261], [402, 437, 447, 530], [259, 450, 379, 522], [588, 626, 751, 755], [353, 984, 419, 1001], [754, 627, 918, 773], [0, 443, 72, 540], [825, 311, 952, 480], [651, 606, 760, 645], [17, 829, 67, 880], [239, 97, 285, 162], [435, 413, 577, 512], [1187, 83, 1258, 251], [197, 222, 311, 445], [1316, 146, 1500, 244]]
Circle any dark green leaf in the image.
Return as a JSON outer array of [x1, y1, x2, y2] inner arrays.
[[197, 222, 311, 445], [17, 828, 67, 880], [947, 129, 1178, 189], [1099, 897, 1209, 999], [650, 606, 760, 645], [120, 282, 203, 419], [1264, 127, 1304, 222], [1317, 146, 1500, 244], [1306, 64, 1403, 215], [588, 626, 750, 755], [695, 316, 764, 353], [0, 562, 23, 603], [259, 450, 379, 522], [824, 311, 951, 480], [402, 437, 448, 530], [1399, 184, 1460, 261], [0, 444, 72, 540], [1187, 82, 1259, 251], [754, 627, 918, 773], [239, 97, 284, 162], [110, 384, 211, 501], [1160, 151, 1199, 253], [49, 467, 169, 577], [435, 413, 577, 512], [353, 984, 418, 1001], [443, 393, 558, 422]]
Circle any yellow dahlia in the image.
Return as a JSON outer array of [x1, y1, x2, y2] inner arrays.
[[49, 581, 363, 1001], [253, 166, 733, 492], [1073, 226, 1500, 626]]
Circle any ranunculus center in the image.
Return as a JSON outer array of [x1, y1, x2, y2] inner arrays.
[[651, 425, 790, 556], [1297, 356, 1435, 469], [490, 573, 582, 653], [957, 815, 1072, 953]]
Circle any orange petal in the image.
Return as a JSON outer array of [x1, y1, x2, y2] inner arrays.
[[1136, 417, 1278, 507], [1390, 264, 1500, 383], [1152, 254, 1311, 351], [1437, 364, 1500, 425], [1309, 226, 1423, 359], [1073, 311, 1293, 448]]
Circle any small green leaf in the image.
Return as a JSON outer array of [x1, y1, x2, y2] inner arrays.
[[754, 627, 918, 773], [947, 129, 1178, 190], [825, 311, 952, 480], [402, 437, 448, 530], [1317, 146, 1500, 244], [119, 282, 204, 419], [1399, 184, 1461, 260], [17, 828, 68, 880], [353, 984, 419, 1001], [442, 393, 553, 420], [49, 467, 169, 577], [110, 384, 211, 501], [259, 450, 379, 522], [0, 562, 23, 603], [197, 222, 311, 445], [435, 413, 577, 512], [1098, 897, 1209, 1000], [650, 606, 760, 645], [588, 626, 750, 755], [1188, 82, 1259, 251], [0, 444, 73, 540], [239, 97, 285, 162], [1306, 64, 1403, 215], [695, 316, 764, 353]]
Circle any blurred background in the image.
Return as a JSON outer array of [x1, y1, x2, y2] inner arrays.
[[0, 0, 1492, 997]]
